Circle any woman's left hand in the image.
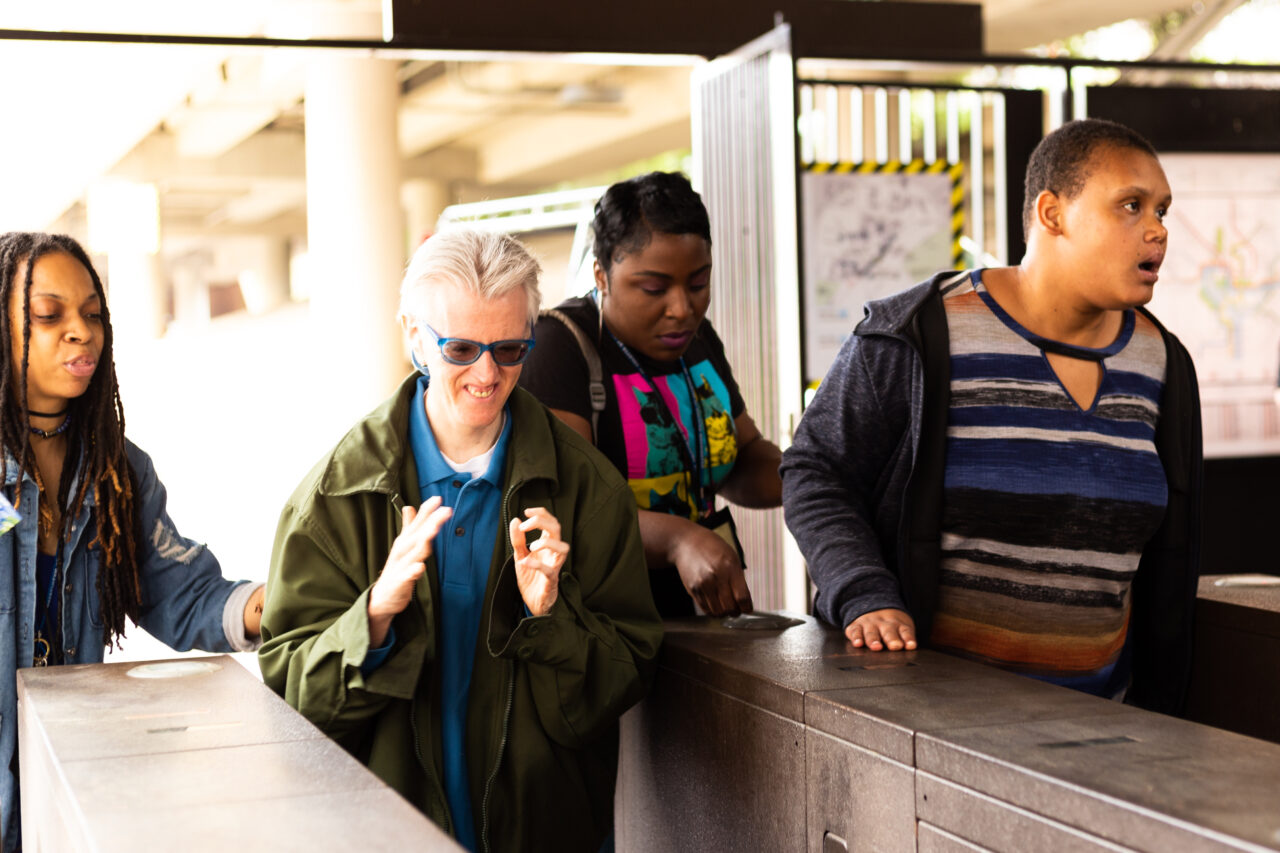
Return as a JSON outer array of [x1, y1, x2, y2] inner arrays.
[[244, 585, 266, 638], [509, 507, 570, 617]]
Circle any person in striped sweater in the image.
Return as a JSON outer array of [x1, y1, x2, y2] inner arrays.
[[781, 118, 1202, 713]]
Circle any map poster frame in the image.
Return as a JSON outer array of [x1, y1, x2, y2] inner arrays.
[[801, 159, 963, 385], [1146, 152, 1280, 458]]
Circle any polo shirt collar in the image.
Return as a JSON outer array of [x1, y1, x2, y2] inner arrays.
[[408, 375, 512, 490]]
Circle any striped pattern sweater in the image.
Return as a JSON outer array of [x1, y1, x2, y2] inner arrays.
[[930, 271, 1168, 697]]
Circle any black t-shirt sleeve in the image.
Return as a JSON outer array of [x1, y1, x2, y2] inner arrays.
[[520, 311, 595, 422], [699, 321, 747, 419]]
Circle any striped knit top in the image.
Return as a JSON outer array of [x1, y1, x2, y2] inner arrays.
[[930, 270, 1168, 697]]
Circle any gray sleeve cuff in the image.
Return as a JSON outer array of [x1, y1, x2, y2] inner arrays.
[[222, 581, 265, 652]]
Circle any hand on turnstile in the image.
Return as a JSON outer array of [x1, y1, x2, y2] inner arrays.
[[845, 608, 917, 651]]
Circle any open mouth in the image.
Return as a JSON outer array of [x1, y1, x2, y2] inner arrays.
[[1137, 256, 1163, 282], [64, 357, 97, 378]]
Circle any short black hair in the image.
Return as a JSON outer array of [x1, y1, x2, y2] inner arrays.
[[1022, 118, 1159, 239], [592, 171, 711, 274]]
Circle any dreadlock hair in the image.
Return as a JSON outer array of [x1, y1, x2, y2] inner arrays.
[[0, 232, 143, 648]]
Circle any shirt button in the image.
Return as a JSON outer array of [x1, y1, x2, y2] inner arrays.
[[66, 647, 76, 657], [64, 583, 73, 593], [517, 646, 533, 661], [455, 526, 465, 536], [452, 480, 463, 489]]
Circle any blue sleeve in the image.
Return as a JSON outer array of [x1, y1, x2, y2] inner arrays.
[[359, 625, 397, 675], [127, 442, 244, 652]]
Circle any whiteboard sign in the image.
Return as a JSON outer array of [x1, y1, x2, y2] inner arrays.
[[801, 163, 960, 382]]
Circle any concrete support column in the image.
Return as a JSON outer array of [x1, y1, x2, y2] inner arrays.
[[402, 178, 450, 256], [304, 54, 405, 409], [86, 179, 166, 341], [106, 252, 167, 342], [170, 252, 212, 329], [238, 237, 292, 316]]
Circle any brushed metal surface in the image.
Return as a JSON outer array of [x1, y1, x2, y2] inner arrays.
[[659, 614, 993, 722], [623, 614, 1280, 853], [918, 822, 995, 853], [17, 657, 317, 762], [1189, 576, 1280, 743], [917, 771, 1135, 853], [806, 729, 914, 853], [918, 712, 1280, 852], [805, 673, 1132, 765], [617, 667, 806, 852], [17, 655, 458, 851]]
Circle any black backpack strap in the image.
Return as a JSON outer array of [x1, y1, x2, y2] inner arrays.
[[540, 308, 605, 442]]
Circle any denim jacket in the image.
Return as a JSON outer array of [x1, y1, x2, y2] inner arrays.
[[2, 440, 253, 852]]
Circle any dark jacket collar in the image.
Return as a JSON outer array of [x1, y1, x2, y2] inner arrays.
[[855, 270, 969, 338]]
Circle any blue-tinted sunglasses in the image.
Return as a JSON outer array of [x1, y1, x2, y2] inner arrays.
[[423, 323, 536, 366]]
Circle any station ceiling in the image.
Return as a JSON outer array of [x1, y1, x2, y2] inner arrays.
[[0, 0, 1240, 237]]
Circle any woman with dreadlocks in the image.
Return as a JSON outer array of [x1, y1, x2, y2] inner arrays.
[[1, 232, 265, 852]]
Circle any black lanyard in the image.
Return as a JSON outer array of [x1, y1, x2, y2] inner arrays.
[[606, 329, 711, 515]]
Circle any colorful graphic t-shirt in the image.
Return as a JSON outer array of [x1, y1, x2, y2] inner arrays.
[[520, 296, 746, 523]]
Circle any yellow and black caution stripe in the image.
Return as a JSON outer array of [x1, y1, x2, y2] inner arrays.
[[804, 159, 965, 268]]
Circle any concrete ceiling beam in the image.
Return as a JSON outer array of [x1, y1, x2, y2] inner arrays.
[[112, 127, 306, 184], [165, 53, 308, 160], [398, 61, 615, 157], [401, 146, 480, 183], [472, 65, 692, 186]]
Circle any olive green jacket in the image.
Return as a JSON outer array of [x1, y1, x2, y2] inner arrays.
[[259, 377, 662, 852]]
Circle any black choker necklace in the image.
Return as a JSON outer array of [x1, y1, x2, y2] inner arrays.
[[28, 407, 68, 418], [30, 415, 71, 439]]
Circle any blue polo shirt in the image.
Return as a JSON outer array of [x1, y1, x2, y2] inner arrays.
[[408, 375, 512, 851]]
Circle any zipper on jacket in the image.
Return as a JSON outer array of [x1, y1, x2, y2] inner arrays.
[[398, 487, 453, 840], [480, 664, 515, 853], [480, 483, 523, 853], [408, 584, 453, 839]]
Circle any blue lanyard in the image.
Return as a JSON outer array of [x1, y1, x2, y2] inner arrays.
[[606, 328, 711, 515], [35, 547, 61, 638]]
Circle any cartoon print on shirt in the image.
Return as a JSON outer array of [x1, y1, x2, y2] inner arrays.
[[634, 385, 683, 473], [695, 376, 738, 469], [648, 484, 689, 516], [615, 359, 740, 520]]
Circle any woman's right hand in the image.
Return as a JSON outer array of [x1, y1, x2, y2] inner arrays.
[[845, 608, 917, 651], [670, 519, 753, 617], [368, 497, 453, 646]]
